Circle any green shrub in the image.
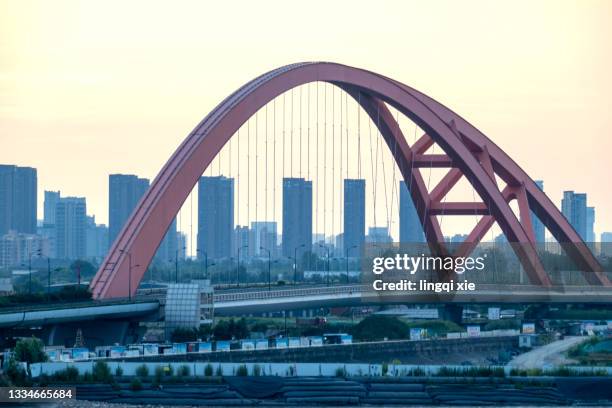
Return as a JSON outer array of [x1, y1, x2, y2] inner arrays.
[[115, 366, 123, 377], [52, 366, 79, 382], [436, 366, 505, 378], [236, 365, 248, 376], [408, 367, 426, 376], [130, 378, 143, 391], [136, 364, 149, 377], [92, 361, 112, 383], [165, 365, 174, 376], [335, 367, 346, 377], [177, 365, 190, 377], [351, 316, 410, 341], [154, 366, 164, 383], [170, 327, 198, 342], [381, 362, 389, 376], [252, 364, 261, 377], [483, 318, 520, 331], [6, 358, 29, 386], [215, 365, 223, 377], [204, 363, 214, 377]]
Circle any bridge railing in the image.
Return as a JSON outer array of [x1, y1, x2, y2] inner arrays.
[[213, 284, 364, 302]]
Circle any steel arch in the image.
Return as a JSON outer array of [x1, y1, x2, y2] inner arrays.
[[91, 62, 608, 299]]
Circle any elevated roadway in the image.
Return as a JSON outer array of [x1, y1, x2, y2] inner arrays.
[[1, 283, 611, 326]]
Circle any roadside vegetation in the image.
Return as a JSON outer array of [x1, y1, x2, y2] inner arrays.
[[567, 336, 612, 366]]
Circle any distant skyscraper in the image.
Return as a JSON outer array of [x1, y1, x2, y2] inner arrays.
[[343, 179, 365, 254], [55, 197, 87, 260], [108, 174, 149, 246], [234, 225, 250, 258], [601, 232, 612, 257], [250, 221, 277, 257], [530, 180, 545, 243], [367, 227, 392, 243], [0, 164, 37, 235], [561, 191, 588, 240], [85, 215, 109, 260], [155, 219, 178, 263], [399, 182, 425, 243], [176, 232, 187, 260], [587, 207, 595, 243], [44, 190, 61, 226], [109, 174, 176, 261], [198, 176, 234, 260], [282, 178, 312, 258]]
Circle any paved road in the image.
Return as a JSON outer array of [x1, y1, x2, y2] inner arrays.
[[507, 336, 586, 369]]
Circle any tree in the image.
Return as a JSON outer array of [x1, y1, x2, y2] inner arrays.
[[13, 337, 47, 364], [170, 327, 198, 342], [70, 260, 96, 282], [350, 316, 410, 342], [213, 318, 250, 340]]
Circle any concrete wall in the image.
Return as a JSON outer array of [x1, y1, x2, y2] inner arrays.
[[109, 336, 518, 364]]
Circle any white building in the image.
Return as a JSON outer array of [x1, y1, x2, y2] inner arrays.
[[0, 231, 48, 268]]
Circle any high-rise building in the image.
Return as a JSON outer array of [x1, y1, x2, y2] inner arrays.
[[282, 178, 312, 258], [250, 222, 277, 257], [399, 182, 425, 243], [37, 223, 56, 259], [109, 174, 176, 261], [176, 232, 187, 261], [367, 227, 392, 243], [155, 219, 178, 263], [561, 191, 588, 240], [601, 232, 612, 257], [85, 215, 108, 261], [108, 174, 149, 246], [234, 225, 250, 258], [198, 176, 234, 260], [44, 190, 61, 226], [55, 197, 87, 260], [0, 165, 37, 235], [530, 180, 545, 243], [587, 206, 595, 243], [343, 179, 365, 255]]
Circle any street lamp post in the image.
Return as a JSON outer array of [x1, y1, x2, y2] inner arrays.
[[345, 245, 357, 285], [197, 249, 208, 280], [119, 249, 140, 301], [28, 252, 32, 295], [318, 243, 331, 286], [293, 244, 305, 284], [47, 258, 51, 299], [207, 262, 216, 284], [260, 246, 271, 291], [175, 246, 186, 283], [237, 245, 248, 288]]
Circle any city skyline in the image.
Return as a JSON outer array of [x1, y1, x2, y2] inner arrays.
[[1, 1, 612, 243], [2, 167, 609, 267]]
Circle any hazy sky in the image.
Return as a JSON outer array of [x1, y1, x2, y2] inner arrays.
[[1, 0, 611, 251]]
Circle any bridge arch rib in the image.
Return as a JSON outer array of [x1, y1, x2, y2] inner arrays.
[[91, 62, 608, 299]]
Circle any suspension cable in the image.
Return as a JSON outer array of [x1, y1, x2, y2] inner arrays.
[[332, 85, 335, 240]]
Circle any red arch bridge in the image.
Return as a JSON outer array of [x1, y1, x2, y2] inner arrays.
[[90, 62, 610, 299]]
